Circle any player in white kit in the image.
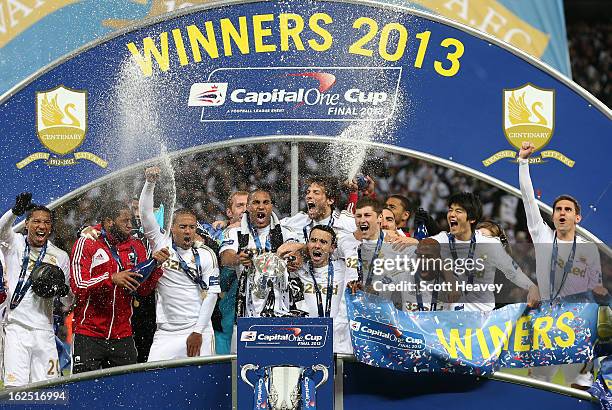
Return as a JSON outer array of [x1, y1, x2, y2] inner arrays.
[[140, 167, 221, 361], [219, 188, 299, 352], [518, 141, 606, 389], [0, 193, 71, 386], [429, 192, 540, 312], [281, 177, 355, 243], [286, 225, 351, 353]]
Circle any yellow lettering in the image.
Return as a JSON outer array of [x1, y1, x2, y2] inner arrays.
[[172, 28, 189, 66], [308, 13, 333, 51], [532, 316, 553, 349], [554, 312, 575, 348], [513, 316, 530, 352], [475, 328, 491, 358], [489, 321, 513, 354], [253, 14, 276, 53], [187, 22, 219, 63], [220, 16, 250, 56], [127, 32, 170, 77], [279, 13, 305, 51], [436, 328, 472, 360]]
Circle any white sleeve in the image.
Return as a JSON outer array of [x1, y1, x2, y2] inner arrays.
[[195, 293, 218, 334], [200, 247, 221, 294], [282, 226, 299, 243], [219, 228, 240, 254], [491, 242, 534, 290], [587, 244, 603, 290], [139, 181, 165, 252], [518, 159, 550, 241], [0, 210, 17, 244]]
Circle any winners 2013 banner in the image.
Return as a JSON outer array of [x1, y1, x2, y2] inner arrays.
[[346, 289, 600, 375]]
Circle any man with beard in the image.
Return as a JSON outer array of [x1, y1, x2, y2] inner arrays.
[[284, 225, 353, 353], [140, 167, 221, 360], [429, 192, 540, 312], [71, 200, 168, 373], [518, 142, 606, 389], [219, 188, 299, 351], [281, 177, 355, 243], [0, 194, 71, 386]]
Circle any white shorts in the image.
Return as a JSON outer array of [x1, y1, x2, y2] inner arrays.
[[147, 325, 215, 362], [334, 320, 353, 355], [3, 322, 59, 387]]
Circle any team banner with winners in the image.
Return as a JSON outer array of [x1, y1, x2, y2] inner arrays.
[[346, 290, 599, 375], [346, 290, 603, 375]]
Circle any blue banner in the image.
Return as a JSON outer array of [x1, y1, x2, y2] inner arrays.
[[346, 289, 600, 375]]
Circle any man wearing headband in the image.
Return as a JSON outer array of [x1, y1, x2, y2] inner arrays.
[[141, 166, 221, 361]]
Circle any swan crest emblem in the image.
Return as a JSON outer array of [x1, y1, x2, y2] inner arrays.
[[36, 86, 87, 155], [503, 84, 554, 151]]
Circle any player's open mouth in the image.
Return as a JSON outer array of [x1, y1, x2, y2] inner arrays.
[[183, 235, 191, 244], [559, 217, 566, 223], [307, 202, 316, 210], [312, 250, 323, 258], [449, 219, 458, 228], [359, 223, 369, 232], [256, 212, 267, 223], [35, 231, 47, 239]]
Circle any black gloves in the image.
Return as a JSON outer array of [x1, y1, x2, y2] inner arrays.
[[12, 192, 33, 216], [414, 207, 441, 236]]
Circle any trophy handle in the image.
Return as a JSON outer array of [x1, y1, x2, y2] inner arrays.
[[240, 364, 259, 389], [312, 364, 328, 389]]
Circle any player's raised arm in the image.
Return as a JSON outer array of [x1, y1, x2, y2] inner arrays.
[[0, 192, 33, 243], [518, 142, 549, 239], [139, 166, 165, 251]]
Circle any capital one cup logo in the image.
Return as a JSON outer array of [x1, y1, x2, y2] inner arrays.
[[483, 83, 574, 167]]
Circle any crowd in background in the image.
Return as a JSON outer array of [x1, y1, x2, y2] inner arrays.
[[567, 20, 612, 108]]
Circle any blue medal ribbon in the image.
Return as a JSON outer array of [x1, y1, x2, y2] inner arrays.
[[247, 215, 271, 253], [100, 228, 126, 271], [549, 233, 577, 300], [172, 242, 208, 291], [307, 261, 335, 317], [302, 214, 335, 242], [10, 237, 47, 310], [302, 367, 317, 410], [447, 232, 477, 291], [357, 230, 385, 287]]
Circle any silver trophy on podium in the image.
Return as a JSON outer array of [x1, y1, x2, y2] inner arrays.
[[241, 363, 329, 410]]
